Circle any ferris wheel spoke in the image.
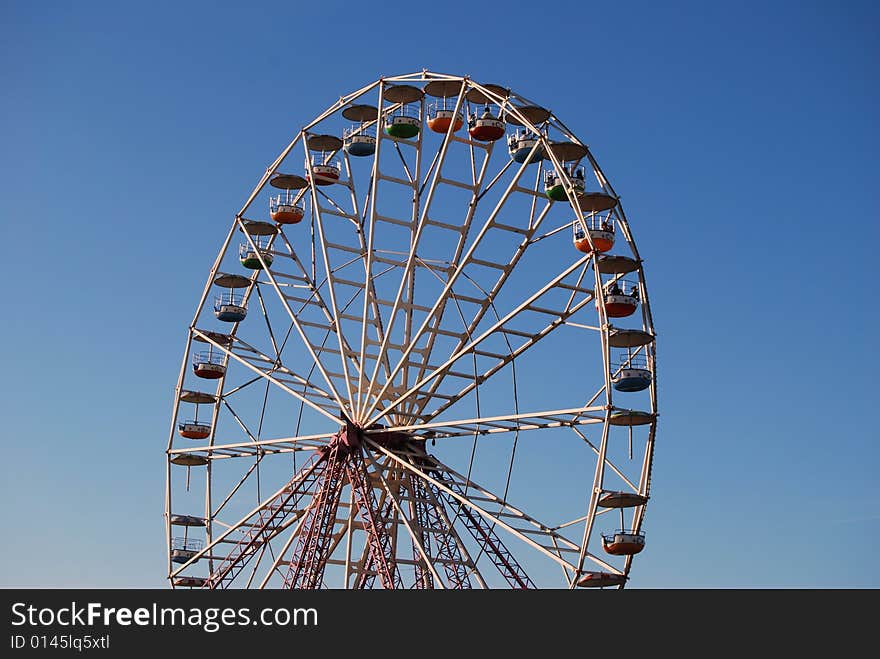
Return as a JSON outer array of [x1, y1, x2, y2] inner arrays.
[[417, 262, 596, 421], [359, 100, 493, 421], [226, 336, 337, 401], [208, 317, 356, 422], [365, 405, 605, 442], [569, 426, 640, 493], [310, 197, 360, 414], [363, 173, 562, 424], [367, 439, 581, 581], [438, 488, 533, 588], [404, 469, 437, 589], [314, 154, 401, 420], [336, 150, 398, 410], [423, 454, 582, 556], [356, 83, 390, 423], [410, 197, 551, 400], [210, 456, 263, 520], [192, 331, 343, 424], [204, 329, 328, 398], [399, 88, 468, 394], [357, 105, 429, 418], [415, 454, 534, 589], [169, 72, 656, 590], [297, 170, 410, 416], [216, 399, 262, 444], [368, 254, 594, 426], [170, 434, 329, 462], [251, 283, 283, 360], [408, 172, 551, 417], [245, 226, 356, 416]]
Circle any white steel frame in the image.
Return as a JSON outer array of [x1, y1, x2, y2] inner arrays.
[[164, 70, 658, 589]]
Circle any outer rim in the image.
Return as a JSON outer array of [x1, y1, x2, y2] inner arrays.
[[165, 71, 657, 591]]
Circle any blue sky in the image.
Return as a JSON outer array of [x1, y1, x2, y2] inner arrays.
[[1, 0, 877, 588]]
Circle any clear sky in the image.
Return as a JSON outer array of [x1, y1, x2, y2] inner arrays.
[[1, 0, 877, 588]]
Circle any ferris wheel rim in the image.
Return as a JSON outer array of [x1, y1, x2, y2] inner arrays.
[[165, 70, 658, 590]]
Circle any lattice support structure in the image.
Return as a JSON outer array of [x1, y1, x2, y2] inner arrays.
[[204, 450, 327, 589], [410, 472, 474, 589], [408, 471, 436, 589], [347, 447, 403, 589], [423, 459, 535, 589], [165, 71, 657, 591], [282, 441, 348, 589]]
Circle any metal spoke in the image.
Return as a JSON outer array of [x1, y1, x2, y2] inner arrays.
[[167, 71, 657, 590]]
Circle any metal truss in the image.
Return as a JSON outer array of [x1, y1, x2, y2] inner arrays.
[[165, 71, 658, 590]]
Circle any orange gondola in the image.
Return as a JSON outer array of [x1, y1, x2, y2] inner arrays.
[[601, 530, 646, 556]]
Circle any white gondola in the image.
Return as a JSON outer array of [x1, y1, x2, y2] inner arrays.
[[612, 354, 652, 392], [164, 72, 659, 591]]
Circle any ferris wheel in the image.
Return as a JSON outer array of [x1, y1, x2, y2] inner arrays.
[[164, 70, 658, 590]]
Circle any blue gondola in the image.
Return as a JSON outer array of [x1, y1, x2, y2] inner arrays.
[[507, 130, 543, 164], [214, 293, 247, 323], [612, 367, 652, 392]]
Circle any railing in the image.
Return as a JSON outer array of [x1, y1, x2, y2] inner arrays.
[[385, 103, 420, 119], [427, 100, 462, 117], [615, 354, 649, 371], [468, 105, 502, 124], [179, 420, 210, 428], [305, 154, 340, 168], [214, 293, 246, 307], [239, 240, 271, 255], [604, 278, 640, 299], [574, 215, 614, 236], [172, 537, 204, 551], [192, 351, 225, 366], [269, 193, 302, 210], [343, 124, 376, 139], [602, 529, 645, 541], [545, 166, 586, 186], [507, 129, 541, 150]]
